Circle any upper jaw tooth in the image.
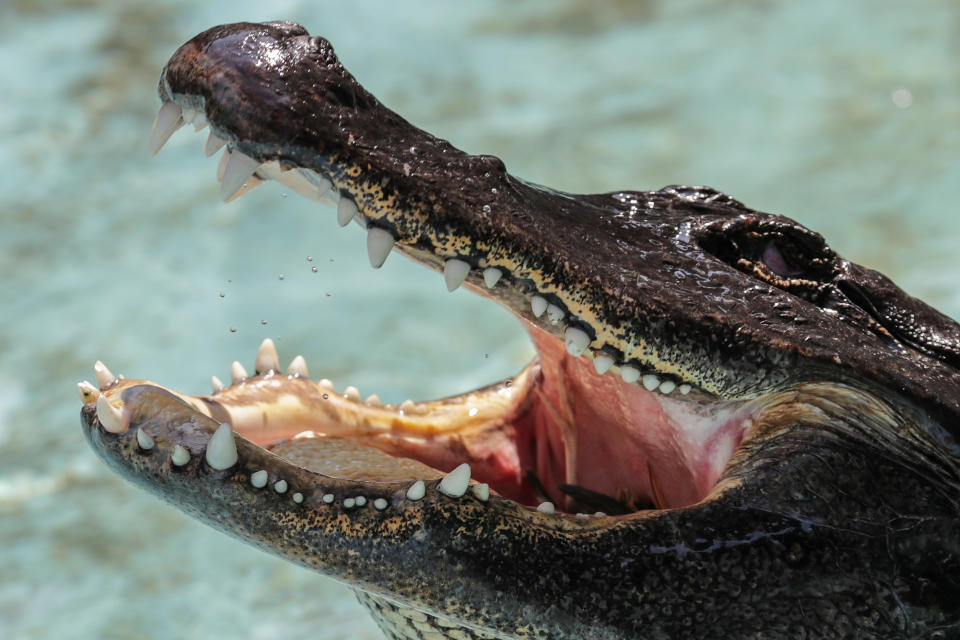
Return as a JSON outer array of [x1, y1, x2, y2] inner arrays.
[[337, 197, 358, 227], [367, 227, 395, 268], [204, 132, 227, 157], [220, 151, 261, 202], [149, 101, 184, 156], [443, 259, 470, 291]]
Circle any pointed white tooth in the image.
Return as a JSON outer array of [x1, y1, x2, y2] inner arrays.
[[344, 386, 360, 401], [250, 469, 268, 488], [211, 376, 225, 394], [287, 355, 309, 378], [482, 267, 502, 288], [337, 197, 358, 227], [537, 501, 556, 514], [642, 374, 660, 391], [221, 151, 261, 202], [256, 160, 283, 179], [472, 483, 490, 502], [373, 497, 388, 510], [443, 259, 471, 292], [171, 444, 191, 466], [193, 112, 208, 131], [531, 296, 547, 318], [620, 365, 640, 384], [365, 394, 381, 406], [216, 149, 231, 181], [231, 361, 248, 385], [136, 429, 155, 450], [564, 327, 590, 357], [546, 304, 564, 325], [593, 354, 614, 375], [149, 101, 184, 156], [205, 422, 239, 470], [77, 381, 100, 403], [319, 378, 334, 391], [204, 132, 227, 157], [96, 395, 128, 434], [399, 399, 415, 413], [658, 380, 676, 395], [274, 168, 332, 202], [255, 338, 280, 374], [93, 360, 115, 389], [181, 107, 197, 124], [367, 227, 395, 268], [406, 479, 426, 501], [224, 174, 263, 203], [679, 384, 692, 395], [438, 463, 471, 498]]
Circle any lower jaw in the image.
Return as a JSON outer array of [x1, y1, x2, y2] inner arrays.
[[87, 327, 753, 517]]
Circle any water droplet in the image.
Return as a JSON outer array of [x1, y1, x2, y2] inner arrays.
[[322, 393, 329, 400], [219, 292, 225, 298], [482, 204, 491, 213], [491, 188, 498, 195], [306, 256, 313, 262], [505, 380, 512, 387], [278, 274, 285, 280], [261, 319, 268, 325], [281, 193, 288, 198], [311, 266, 318, 273], [229, 326, 237, 333]]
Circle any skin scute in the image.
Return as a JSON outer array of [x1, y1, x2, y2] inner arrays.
[[81, 21, 960, 640]]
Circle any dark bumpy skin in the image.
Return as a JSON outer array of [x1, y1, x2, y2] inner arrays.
[[81, 22, 960, 640]]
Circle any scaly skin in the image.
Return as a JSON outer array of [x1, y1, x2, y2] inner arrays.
[[81, 22, 959, 639]]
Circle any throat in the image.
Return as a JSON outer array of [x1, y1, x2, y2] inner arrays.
[[517, 328, 754, 512]]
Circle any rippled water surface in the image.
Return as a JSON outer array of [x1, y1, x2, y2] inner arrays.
[[1, 1, 958, 638]]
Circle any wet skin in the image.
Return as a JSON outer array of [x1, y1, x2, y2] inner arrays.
[[81, 22, 959, 640]]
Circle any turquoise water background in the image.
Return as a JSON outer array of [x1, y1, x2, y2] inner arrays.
[[1, 1, 958, 638]]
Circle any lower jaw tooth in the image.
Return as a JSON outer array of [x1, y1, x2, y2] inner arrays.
[[231, 361, 249, 385]]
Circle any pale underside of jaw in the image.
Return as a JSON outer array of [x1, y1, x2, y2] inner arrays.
[[104, 99, 760, 515]]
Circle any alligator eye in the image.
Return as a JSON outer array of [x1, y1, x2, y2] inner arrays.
[[761, 240, 802, 278]]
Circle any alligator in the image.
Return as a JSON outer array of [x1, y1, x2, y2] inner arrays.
[[79, 21, 960, 640]]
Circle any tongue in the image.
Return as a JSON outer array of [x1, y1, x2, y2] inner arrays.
[[268, 435, 445, 483]]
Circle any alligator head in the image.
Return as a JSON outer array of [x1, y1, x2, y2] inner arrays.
[[80, 21, 960, 639]]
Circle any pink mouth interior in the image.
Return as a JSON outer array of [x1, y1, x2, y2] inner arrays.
[[254, 325, 753, 514]]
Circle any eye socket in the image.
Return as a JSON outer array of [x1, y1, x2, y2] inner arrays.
[[761, 240, 803, 278], [697, 219, 836, 288]]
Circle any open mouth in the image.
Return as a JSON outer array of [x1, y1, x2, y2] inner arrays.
[[80, 21, 761, 521]]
